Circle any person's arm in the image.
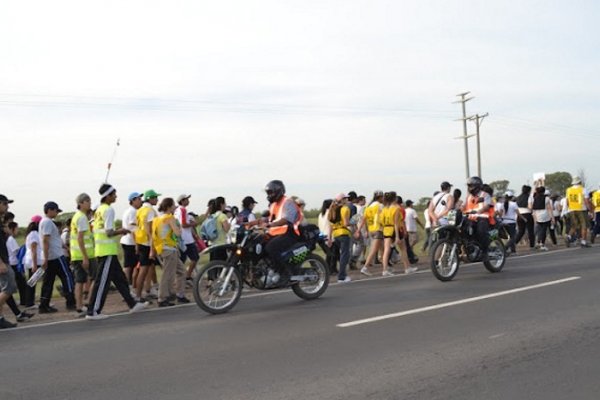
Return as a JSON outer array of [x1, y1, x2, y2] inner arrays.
[[31, 241, 38, 273], [415, 214, 424, 229], [180, 209, 197, 229], [42, 234, 50, 270], [169, 216, 182, 237], [428, 200, 438, 226], [0, 258, 7, 274], [221, 216, 231, 233], [77, 231, 89, 269], [355, 214, 366, 238]]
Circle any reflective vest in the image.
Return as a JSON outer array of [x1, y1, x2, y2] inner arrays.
[[268, 196, 302, 236], [593, 191, 600, 213], [94, 204, 119, 257], [364, 202, 382, 233], [152, 214, 178, 255], [135, 205, 154, 245], [70, 211, 94, 261], [465, 193, 492, 223], [566, 186, 585, 211]]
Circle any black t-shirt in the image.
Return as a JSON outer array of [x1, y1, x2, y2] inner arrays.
[[0, 226, 8, 264]]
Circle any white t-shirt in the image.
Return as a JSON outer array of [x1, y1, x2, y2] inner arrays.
[[25, 231, 42, 269], [497, 201, 518, 224], [560, 197, 569, 217], [103, 206, 116, 230], [424, 208, 431, 229], [6, 236, 19, 266], [174, 206, 195, 245], [405, 208, 418, 232], [432, 192, 452, 217], [318, 211, 331, 237], [61, 228, 70, 258], [120, 206, 138, 246], [39, 217, 64, 261], [532, 197, 552, 223]]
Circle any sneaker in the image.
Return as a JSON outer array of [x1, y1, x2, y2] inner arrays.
[[337, 276, 352, 283], [25, 304, 38, 310], [158, 300, 175, 307], [16, 312, 34, 322], [66, 304, 77, 311], [382, 271, 394, 277], [581, 241, 591, 248], [85, 313, 109, 320], [0, 318, 17, 329], [167, 294, 177, 302], [176, 296, 191, 304], [405, 267, 419, 274], [360, 267, 372, 277], [130, 302, 148, 313], [566, 235, 572, 247], [145, 291, 158, 300], [539, 246, 548, 251], [38, 305, 58, 314], [76, 309, 87, 318]]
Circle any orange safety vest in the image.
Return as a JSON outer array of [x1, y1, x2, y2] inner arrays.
[[268, 196, 302, 236], [465, 193, 493, 224]]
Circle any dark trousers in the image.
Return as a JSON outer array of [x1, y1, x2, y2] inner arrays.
[[265, 231, 299, 272], [334, 235, 351, 280], [326, 241, 339, 273], [516, 213, 535, 248], [6, 296, 21, 316], [40, 256, 75, 308], [404, 236, 418, 263], [535, 221, 551, 245], [11, 265, 28, 306], [593, 213, 600, 237], [88, 255, 136, 315], [467, 218, 490, 251], [24, 269, 37, 307], [504, 223, 517, 252]]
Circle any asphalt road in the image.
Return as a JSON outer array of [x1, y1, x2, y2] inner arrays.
[[2, 247, 600, 400]]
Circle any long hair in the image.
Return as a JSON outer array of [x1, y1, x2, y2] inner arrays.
[[26, 221, 38, 235], [320, 199, 332, 217], [158, 197, 175, 213]]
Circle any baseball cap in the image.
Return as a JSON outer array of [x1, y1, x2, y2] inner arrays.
[[441, 181, 453, 190], [0, 194, 14, 204], [242, 196, 258, 208], [144, 189, 161, 200], [31, 215, 42, 223], [335, 193, 349, 202], [177, 194, 191, 204], [75, 193, 91, 205], [406, 199, 414, 207], [128, 192, 143, 202], [505, 190, 514, 197], [44, 201, 62, 213]]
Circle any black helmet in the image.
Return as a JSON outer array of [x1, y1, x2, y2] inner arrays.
[[466, 176, 483, 195], [265, 180, 286, 203]]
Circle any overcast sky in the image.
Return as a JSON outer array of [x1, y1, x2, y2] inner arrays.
[[1, 1, 599, 223]]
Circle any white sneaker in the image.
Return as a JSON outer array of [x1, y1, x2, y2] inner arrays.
[[382, 270, 394, 277], [85, 313, 109, 321], [337, 276, 352, 283], [539, 246, 548, 251], [360, 267, 372, 276], [130, 302, 148, 313], [405, 267, 418, 274]]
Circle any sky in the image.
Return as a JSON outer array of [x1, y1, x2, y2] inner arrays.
[[1, 0, 599, 224]]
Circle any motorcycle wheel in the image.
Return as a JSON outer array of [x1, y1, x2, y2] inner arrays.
[[193, 261, 242, 314], [483, 239, 506, 273], [291, 254, 330, 300], [430, 238, 460, 282]]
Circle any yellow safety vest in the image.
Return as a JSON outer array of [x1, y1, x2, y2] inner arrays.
[[152, 214, 178, 255], [592, 191, 600, 213], [94, 203, 119, 257], [70, 211, 94, 261], [381, 205, 398, 237], [566, 186, 585, 212], [364, 202, 382, 233]]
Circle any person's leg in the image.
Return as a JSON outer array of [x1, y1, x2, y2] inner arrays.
[[39, 261, 58, 309], [549, 222, 558, 245], [185, 243, 199, 280], [335, 235, 351, 280], [580, 211, 590, 245], [422, 228, 431, 252], [72, 261, 86, 311], [362, 237, 381, 271], [505, 224, 517, 253], [6, 295, 21, 316], [87, 256, 112, 316], [135, 245, 151, 300], [382, 237, 392, 274], [175, 256, 186, 300], [158, 251, 176, 304], [515, 216, 527, 246], [56, 256, 76, 309], [525, 214, 535, 248], [108, 257, 137, 309], [11, 266, 27, 306], [25, 269, 36, 307]]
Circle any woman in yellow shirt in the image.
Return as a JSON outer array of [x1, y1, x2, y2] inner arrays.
[[327, 193, 352, 283], [355, 190, 384, 276], [380, 192, 400, 277]]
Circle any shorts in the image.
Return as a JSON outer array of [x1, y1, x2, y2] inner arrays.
[[72, 258, 99, 283], [138, 244, 157, 267], [122, 244, 138, 268], [383, 233, 396, 241], [180, 242, 199, 262], [0, 266, 17, 295], [569, 210, 590, 230], [369, 231, 384, 240]]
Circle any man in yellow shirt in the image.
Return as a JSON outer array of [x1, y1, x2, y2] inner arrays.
[[565, 176, 592, 247]]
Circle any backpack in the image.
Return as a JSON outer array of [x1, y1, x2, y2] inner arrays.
[[16, 244, 26, 274], [200, 214, 219, 241]]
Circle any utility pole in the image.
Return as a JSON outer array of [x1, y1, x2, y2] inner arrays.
[[453, 92, 475, 180], [469, 113, 488, 178]]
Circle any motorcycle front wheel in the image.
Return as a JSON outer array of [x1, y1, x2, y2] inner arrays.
[[291, 254, 329, 300], [193, 261, 243, 314], [430, 238, 460, 282], [483, 239, 506, 273]]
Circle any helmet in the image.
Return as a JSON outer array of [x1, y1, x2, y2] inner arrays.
[[265, 180, 286, 203], [466, 176, 483, 196]]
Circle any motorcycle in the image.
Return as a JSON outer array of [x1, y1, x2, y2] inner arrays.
[[193, 224, 329, 314], [429, 210, 506, 282]]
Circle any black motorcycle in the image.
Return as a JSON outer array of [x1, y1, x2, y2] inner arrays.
[[193, 224, 329, 314], [429, 210, 506, 281]]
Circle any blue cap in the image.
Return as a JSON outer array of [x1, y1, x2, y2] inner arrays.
[[128, 192, 142, 202]]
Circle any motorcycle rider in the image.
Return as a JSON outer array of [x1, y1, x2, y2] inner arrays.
[[263, 180, 303, 276], [463, 176, 492, 256]]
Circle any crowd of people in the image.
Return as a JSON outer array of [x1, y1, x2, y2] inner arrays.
[[0, 175, 598, 329]]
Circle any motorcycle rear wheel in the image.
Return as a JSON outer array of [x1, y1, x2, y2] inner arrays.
[[193, 261, 242, 314], [483, 239, 506, 273], [430, 238, 460, 282], [291, 254, 329, 300]]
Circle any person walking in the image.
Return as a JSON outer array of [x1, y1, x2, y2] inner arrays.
[[530, 186, 555, 251], [404, 200, 423, 252], [317, 199, 337, 274], [153, 198, 189, 307], [328, 193, 352, 283], [0, 194, 18, 328], [356, 190, 384, 276], [207, 196, 231, 261], [591, 186, 600, 243], [38, 201, 76, 313], [134, 189, 161, 301], [174, 194, 200, 285], [566, 176, 592, 247], [70, 193, 96, 316], [23, 215, 43, 308], [515, 185, 535, 249], [6, 221, 34, 322], [497, 191, 519, 254], [120, 192, 142, 288], [86, 184, 147, 320]]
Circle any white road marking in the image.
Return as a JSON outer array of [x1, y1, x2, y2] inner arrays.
[[337, 276, 581, 328]]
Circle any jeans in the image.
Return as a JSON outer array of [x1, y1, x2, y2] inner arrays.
[[535, 221, 551, 245], [503, 223, 517, 252], [516, 213, 535, 248], [334, 235, 351, 280]]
